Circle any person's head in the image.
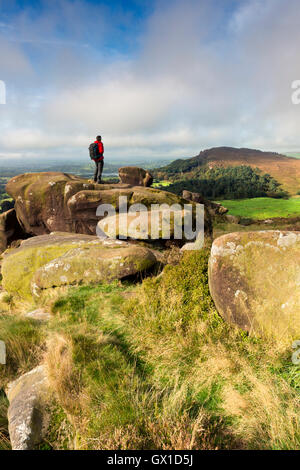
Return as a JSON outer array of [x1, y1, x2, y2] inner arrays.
[[96, 135, 102, 142]]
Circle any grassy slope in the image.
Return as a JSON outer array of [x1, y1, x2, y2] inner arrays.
[[1, 251, 299, 450], [284, 153, 300, 159], [216, 197, 300, 219], [207, 153, 300, 195], [152, 181, 172, 188]]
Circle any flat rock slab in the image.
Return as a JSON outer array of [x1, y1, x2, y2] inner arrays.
[[7, 365, 49, 450], [1, 232, 158, 299], [24, 308, 51, 321], [208, 231, 300, 344]]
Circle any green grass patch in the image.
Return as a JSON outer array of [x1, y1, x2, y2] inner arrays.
[[152, 181, 172, 187], [43, 254, 300, 450], [283, 152, 300, 159], [216, 197, 300, 219]]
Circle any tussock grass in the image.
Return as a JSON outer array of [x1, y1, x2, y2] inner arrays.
[[0, 310, 45, 450], [121, 251, 300, 449], [0, 315, 45, 388], [0, 250, 299, 450], [36, 253, 300, 450], [0, 390, 10, 450]]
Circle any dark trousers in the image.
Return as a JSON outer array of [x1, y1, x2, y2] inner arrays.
[[94, 159, 104, 183]]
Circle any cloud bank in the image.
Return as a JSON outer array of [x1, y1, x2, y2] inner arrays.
[[1, 0, 300, 161]]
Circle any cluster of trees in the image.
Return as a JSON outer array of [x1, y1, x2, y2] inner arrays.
[[160, 166, 289, 200]]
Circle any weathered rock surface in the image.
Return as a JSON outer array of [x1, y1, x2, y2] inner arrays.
[[7, 365, 50, 450], [182, 190, 228, 217], [24, 308, 51, 321], [0, 208, 26, 254], [208, 231, 300, 344], [1, 232, 158, 299], [224, 214, 241, 224], [0, 340, 6, 364], [98, 208, 201, 242], [6, 172, 190, 237], [119, 166, 153, 187]]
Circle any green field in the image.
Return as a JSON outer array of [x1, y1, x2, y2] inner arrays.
[[216, 197, 300, 219], [284, 152, 300, 159], [152, 180, 172, 187]]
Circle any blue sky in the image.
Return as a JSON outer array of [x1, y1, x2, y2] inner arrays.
[[0, 0, 300, 162]]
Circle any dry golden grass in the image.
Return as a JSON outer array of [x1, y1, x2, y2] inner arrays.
[[1, 251, 299, 450], [121, 251, 300, 449]]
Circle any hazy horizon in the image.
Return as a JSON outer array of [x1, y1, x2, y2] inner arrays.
[[0, 145, 300, 171]]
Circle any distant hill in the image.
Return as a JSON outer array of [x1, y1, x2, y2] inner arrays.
[[155, 147, 300, 195]]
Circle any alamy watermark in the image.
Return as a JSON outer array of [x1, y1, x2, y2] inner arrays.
[[0, 80, 6, 104], [291, 80, 300, 104], [95, 196, 204, 249]]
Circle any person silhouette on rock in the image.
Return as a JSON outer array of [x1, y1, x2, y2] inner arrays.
[[89, 135, 104, 184]]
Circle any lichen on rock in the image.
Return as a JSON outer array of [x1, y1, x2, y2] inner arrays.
[[1, 232, 158, 299], [5, 171, 200, 238], [208, 230, 300, 345], [6, 365, 50, 450]]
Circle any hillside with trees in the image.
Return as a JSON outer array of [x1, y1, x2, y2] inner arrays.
[[162, 165, 288, 200], [154, 147, 300, 195]]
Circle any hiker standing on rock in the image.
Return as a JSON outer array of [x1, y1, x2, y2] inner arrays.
[[89, 135, 104, 184]]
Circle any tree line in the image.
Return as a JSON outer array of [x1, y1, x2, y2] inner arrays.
[[157, 165, 289, 200]]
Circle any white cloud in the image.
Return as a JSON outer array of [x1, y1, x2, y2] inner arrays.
[[1, 0, 300, 162]]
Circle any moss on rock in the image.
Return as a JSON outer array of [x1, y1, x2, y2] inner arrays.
[[5, 172, 195, 238], [208, 231, 300, 346], [1, 233, 157, 300]]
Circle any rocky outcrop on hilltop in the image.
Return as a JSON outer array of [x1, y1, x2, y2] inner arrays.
[[208, 231, 300, 343], [119, 166, 153, 187], [5, 172, 199, 238], [1, 232, 158, 299]]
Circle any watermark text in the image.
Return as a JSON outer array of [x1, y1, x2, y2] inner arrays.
[[0, 80, 6, 104]]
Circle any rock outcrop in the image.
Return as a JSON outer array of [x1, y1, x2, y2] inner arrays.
[[119, 166, 153, 187], [7, 365, 50, 450], [208, 231, 300, 344], [0, 208, 26, 254], [6, 172, 190, 237], [1, 232, 158, 299], [182, 190, 228, 217]]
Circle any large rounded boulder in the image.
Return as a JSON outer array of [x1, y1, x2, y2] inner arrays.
[[119, 166, 153, 187], [208, 231, 300, 345], [1, 232, 158, 299], [5, 172, 195, 238]]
